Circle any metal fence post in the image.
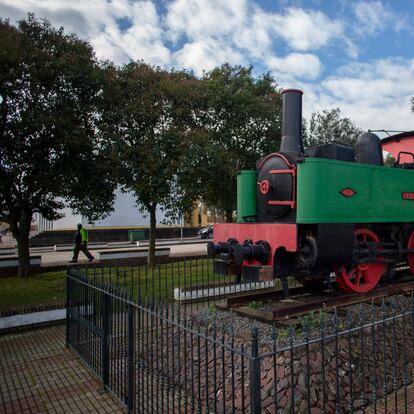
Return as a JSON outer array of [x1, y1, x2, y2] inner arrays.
[[102, 292, 111, 389], [66, 270, 70, 347], [127, 303, 135, 413], [249, 327, 262, 414]]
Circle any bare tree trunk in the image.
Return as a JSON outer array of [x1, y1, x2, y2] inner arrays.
[[148, 204, 157, 266], [11, 209, 32, 277]]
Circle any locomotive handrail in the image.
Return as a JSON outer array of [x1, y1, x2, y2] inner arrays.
[[268, 200, 296, 207], [269, 168, 296, 176]]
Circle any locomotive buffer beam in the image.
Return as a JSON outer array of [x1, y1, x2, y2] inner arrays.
[[208, 240, 271, 279]]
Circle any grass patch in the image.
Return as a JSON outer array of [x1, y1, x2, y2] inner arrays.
[[0, 271, 67, 310], [75, 259, 219, 300], [0, 259, 301, 311], [0, 259, 225, 310]]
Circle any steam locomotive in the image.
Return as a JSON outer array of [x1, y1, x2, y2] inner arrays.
[[207, 89, 414, 294]]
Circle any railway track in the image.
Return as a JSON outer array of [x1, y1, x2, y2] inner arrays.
[[216, 277, 414, 324]]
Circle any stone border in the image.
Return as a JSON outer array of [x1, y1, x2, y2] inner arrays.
[[0, 308, 66, 333], [97, 247, 170, 260], [1, 252, 208, 278], [0, 255, 42, 277], [136, 237, 206, 247], [0, 255, 42, 267], [54, 242, 108, 251], [0, 302, 65, 318], [0, 247, 16, 255], [174, 280, 275, 301]]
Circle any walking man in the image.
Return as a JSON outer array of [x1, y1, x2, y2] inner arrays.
[[69, 223, 94, 263]]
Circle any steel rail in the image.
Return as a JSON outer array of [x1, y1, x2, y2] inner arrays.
[[271, 279, 414, 320], [222, 277, 414, 322]]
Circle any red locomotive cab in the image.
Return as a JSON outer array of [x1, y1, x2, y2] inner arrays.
[[381, 131, 414, 164]]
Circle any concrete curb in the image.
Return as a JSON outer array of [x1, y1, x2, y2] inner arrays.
[[0, 308, 66, 333]]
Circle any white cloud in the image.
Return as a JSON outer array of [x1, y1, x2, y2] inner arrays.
[[235, 8, 274, 59], [266, 53, 322, 80], [303, 58, 414, 131], [271, 7, 343, 51], [0, 0, 170, 65], [165, 2, 344, 54], [323, 58, 414, 104], [3, 0, 413, 133], [165, 0, 247, 43], [164, 1, 344, 78], [165, 0, 248, 73], [352, 1, 408, 36], [0, 0, 350, 80], [1, 0, 121, 38], [98, 1, 170, 65], [173, 40, 245, 75]]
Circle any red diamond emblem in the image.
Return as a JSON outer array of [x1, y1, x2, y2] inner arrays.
[[340, 187, 356, 198]]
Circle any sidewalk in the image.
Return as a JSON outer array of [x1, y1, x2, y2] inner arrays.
[[40, 242, 207, 267], [0, 325, 124, 413]]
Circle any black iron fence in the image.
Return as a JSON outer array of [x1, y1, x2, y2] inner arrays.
[[67, 265, 414, 413], [72, 258, 301, 308], [67, 268, 258, 412]]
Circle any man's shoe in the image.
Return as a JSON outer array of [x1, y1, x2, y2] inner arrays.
[[88, 257, 94, 262], [69, 260, 77, 263]]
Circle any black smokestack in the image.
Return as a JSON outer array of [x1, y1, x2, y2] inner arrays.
[[279, 89, 304, 155]]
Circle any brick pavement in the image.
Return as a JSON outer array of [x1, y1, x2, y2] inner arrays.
[[3, 324, 414, 414], [0, 324, 125, 413]]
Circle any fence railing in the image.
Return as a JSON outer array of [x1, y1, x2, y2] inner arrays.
[[67, 268, 259, 412], [67, 265, 414, 413], [72, 258, 301, 308]]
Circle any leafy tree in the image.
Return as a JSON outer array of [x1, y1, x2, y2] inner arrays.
[[303, 108, 362, 148], [99, 62, 200, 265], [384, 153, 396, 167], [197, 64, 282, 222], [0, 15, 116, 276]]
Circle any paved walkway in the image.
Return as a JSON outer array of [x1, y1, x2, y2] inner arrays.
[[42, 242, 207, 265], [22, 241, 207, 268], [0, 325, 124, 413]]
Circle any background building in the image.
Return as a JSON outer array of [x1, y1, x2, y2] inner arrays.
[[33, 188, 170, 231]]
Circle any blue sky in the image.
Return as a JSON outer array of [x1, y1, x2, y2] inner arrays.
[[1, 0, 414, 133]]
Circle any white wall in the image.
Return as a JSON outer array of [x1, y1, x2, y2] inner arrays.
[[51, 188, 170, 229], [52, 207, 82, 229], [92, 188, 168, 227]]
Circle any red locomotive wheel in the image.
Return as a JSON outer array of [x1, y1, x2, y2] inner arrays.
[[407, 229, 414, 275], [336, 228, 384, 293]]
